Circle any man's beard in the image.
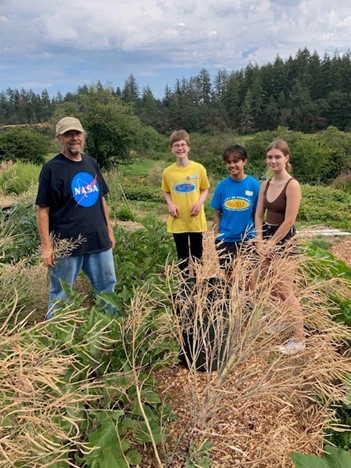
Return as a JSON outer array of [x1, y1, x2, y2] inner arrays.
[[69, 146, 83, 155]]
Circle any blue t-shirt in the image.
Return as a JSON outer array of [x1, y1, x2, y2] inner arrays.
[[210, 175, 260, 242]]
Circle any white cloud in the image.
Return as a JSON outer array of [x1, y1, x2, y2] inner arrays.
[[0, 0, 350, 96]]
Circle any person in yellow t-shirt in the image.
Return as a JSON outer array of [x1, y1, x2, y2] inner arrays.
[[161, 129, 210, 273]]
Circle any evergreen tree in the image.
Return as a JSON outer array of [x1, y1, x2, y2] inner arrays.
[[122, 74, 140, 104], [239, 89, 255, 134], [138, 86, 161, 129]]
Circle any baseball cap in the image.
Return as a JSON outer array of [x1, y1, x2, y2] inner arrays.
[[56, 116, 84, 135]]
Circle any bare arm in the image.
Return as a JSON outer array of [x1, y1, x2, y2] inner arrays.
[[268, 179, 301, 243], [102, 197, 116, 249], [164, 192, 179, 217], [191, 188, 208, 216], [213, 209, 221, 236], [37, 206, 54, 268], [254, 182, 266, 242]]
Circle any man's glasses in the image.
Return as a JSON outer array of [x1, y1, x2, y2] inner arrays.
[[172, 143, 188, 149]]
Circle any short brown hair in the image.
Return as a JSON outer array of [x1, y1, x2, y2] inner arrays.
[[266, 139, 292, 172], [169, 130, 190, 147]]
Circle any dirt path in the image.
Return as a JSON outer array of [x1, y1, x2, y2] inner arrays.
[[331, 239, 351, 266]]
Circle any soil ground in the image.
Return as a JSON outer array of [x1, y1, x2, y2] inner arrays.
[[331, 239, 351, 266]]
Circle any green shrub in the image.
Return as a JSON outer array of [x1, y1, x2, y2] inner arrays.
[[115, 204, 135, 221], [299, 185, 351, 230], [244, 127, 351, 185], [332, 172, 351, 193], [122, 185, 161, 203], [144, 162, 164, 188], [134, 125, 167, 154], [0, 162, 40, 195], [0, 127, 49, 164]]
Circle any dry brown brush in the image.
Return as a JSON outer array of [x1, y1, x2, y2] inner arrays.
[[0, 302, 96, 467], [163, 231, 351, 467]]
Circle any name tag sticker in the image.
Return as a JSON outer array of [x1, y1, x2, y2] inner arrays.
[[245, 190, 253, 196]]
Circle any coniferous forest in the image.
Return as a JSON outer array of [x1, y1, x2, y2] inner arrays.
[[1, 48, 351, 134]]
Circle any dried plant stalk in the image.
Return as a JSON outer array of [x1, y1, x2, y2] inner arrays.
[[164, 231, 351, 466]]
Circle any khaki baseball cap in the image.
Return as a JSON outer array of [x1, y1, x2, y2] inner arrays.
[[56, 116, 84, 135]]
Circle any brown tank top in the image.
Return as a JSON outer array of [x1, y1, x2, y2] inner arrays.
[[263, 178, 294, 225]]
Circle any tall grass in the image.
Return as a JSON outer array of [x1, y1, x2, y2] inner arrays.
[[163, 231, 351, 466], [0, 162, 40, 195]]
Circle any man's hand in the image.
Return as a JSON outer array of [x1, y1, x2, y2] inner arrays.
[[108, 229, 116, 249], [41, 245, 54, 268]]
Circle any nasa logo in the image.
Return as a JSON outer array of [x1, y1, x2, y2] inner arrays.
[[71, 172, 100, 207]]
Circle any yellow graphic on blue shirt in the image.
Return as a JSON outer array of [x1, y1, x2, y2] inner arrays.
[[174, 182, 196, 193], [224, 197, 250, 211], [71, 172, 100, 207]]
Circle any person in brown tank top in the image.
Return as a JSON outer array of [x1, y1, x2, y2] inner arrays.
[[255, 139, 305, 356]]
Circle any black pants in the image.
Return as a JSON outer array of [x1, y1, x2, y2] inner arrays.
[[173, 232, 203, 272]]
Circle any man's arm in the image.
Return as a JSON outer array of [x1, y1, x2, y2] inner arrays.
[[37, 206, 54, 268], [102, 197, 116, 249]]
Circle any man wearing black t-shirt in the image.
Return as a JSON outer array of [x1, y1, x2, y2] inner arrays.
[[36, 116, 116, 318]]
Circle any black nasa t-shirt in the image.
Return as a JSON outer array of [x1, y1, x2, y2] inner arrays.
[[35, 153, 111, 256]]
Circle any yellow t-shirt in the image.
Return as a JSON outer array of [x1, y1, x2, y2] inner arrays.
[[161, 161, 210, 233]]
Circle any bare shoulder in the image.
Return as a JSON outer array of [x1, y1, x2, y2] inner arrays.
[[259, 179, 268, 191], [287, 178, 301, 194], [289, 178, 301, 188]]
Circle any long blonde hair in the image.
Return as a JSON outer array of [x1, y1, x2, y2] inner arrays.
[[266, 139, 292, 172]]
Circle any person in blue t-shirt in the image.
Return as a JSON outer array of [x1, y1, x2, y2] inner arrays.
[[210, 145, 260, 272]]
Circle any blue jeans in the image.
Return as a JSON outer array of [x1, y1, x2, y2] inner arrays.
[[47, 248, 116, 318]]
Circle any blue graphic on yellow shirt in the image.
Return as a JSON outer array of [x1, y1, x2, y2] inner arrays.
[[71, 172, 100, 207], [174, 182, 195, 193]]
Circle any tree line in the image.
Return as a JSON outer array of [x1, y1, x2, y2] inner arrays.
[[1, 48, 351, 135]]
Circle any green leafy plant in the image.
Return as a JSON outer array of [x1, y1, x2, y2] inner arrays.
[[115, 203, 135, 221], [185, 440, 213, 468], [291, 446, 351, 467], [112, 217, 175, 310]]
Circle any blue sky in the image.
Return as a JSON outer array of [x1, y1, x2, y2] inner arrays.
[[1, 0, 350, 99]]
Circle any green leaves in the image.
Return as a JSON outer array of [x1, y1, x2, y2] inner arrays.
[[185, 440, 213, 468], [291, 447, 351, 468], [82, 419, 132, 468]]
